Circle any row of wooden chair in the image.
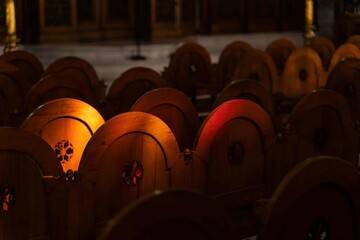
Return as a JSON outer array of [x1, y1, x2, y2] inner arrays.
[[0, 35, 359, 126], [1, 123, 359, 239], [1, 77, 358, 238]]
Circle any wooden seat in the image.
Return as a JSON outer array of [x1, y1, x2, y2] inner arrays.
[[0, 50, 44, 86], [78, 112, 200, 237], [309, 36, 335, 71], [0, 72, 23, 126], [43, 56, 106, 102], [213, 79, 275, 115], [0, 127, 67, 240], [23, 72, 98, 115], [163, 41, 214, 100], [216, 40, 253, 88], [194, 99, 275, 237], [231, 49, 277, 93], [328, 43, 360, 72], [21, 98, 105, 172], [265, 38, 296, 75], [105, 66, 167, 118], [99, 189, 228, 240], [326, 58, 360, 123], [269, 89, 358, 190], [278, 47, 325, 98], [0, 61, 29, 98], [347, 34, 360, 49], [287, 89, 357, 165], [130, 87, 200, 151], [259, 156, 360, 240]]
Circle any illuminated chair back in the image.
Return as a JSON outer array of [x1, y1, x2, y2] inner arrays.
[[78, 111, 199, 237], [21, 98, 105, 173]]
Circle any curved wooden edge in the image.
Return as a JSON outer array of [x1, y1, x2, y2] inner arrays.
[[232, 49, 278, 92], [289, 89, 353, 127], [0, 74, 23, 111], [44, 56, 100, 90], [265, 38, 296, 54], [21, 97, 104, 134], [329, 43, 360, 72], [262, 156, 360, 226], [288, 89, 358, 166], [107, 67, 167, 98], [169, 41, 212, 68], [0, 60, 33, 96], [130, 87, 200, 135], [326, 57, 360, 87], [79, 111, 180, 181], [194, 99, 275, 162], [23, 72, 98, 114], [0, 50, 44, 82], [347, 35, 360, 49], [310, 36, 336, 53], [218, 40, 253, 64], [213, 79, 275, 116], [99, 189, 227, 240], [0, 127, 63, 177], [280, 47, 326, 96]]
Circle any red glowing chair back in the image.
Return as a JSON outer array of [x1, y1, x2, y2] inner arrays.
[[194, 99, 275, 237]]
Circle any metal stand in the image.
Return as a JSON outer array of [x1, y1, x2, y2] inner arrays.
[[129, 0, 146, 61]]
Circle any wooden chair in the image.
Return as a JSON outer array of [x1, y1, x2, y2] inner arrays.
[[259, 156, 360, 240], [193, 99, 275, 238], [23, 72, 98, 115], [269, 89, 358, 189], [43, 56, 106, 102], [99, 189, 228, 240], [265, 38, 296, 76], [278, 47, 325, 99], [162, 41, 214, 103], [347, 34, 360, 49], [0, 127, 67, 240], [105, 66, 167, 118], [21, 98, 105, 173], [231, 49, 277, 93], [0, 61, 30, 98], [213, 79, 275, 115], [213, 79, 280, 132], [0, 50, 44, 86], [309, 36, 336, 71], [216, 40, 253, 89], [130, 87, 200, 151], [78, 112, 202, 238], [0, 73, 23, 127], [328, 43, 360, 73], [326, 58, 360, 124]]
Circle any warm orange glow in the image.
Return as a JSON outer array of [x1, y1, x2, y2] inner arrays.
[[21, 98, 105, 172]]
